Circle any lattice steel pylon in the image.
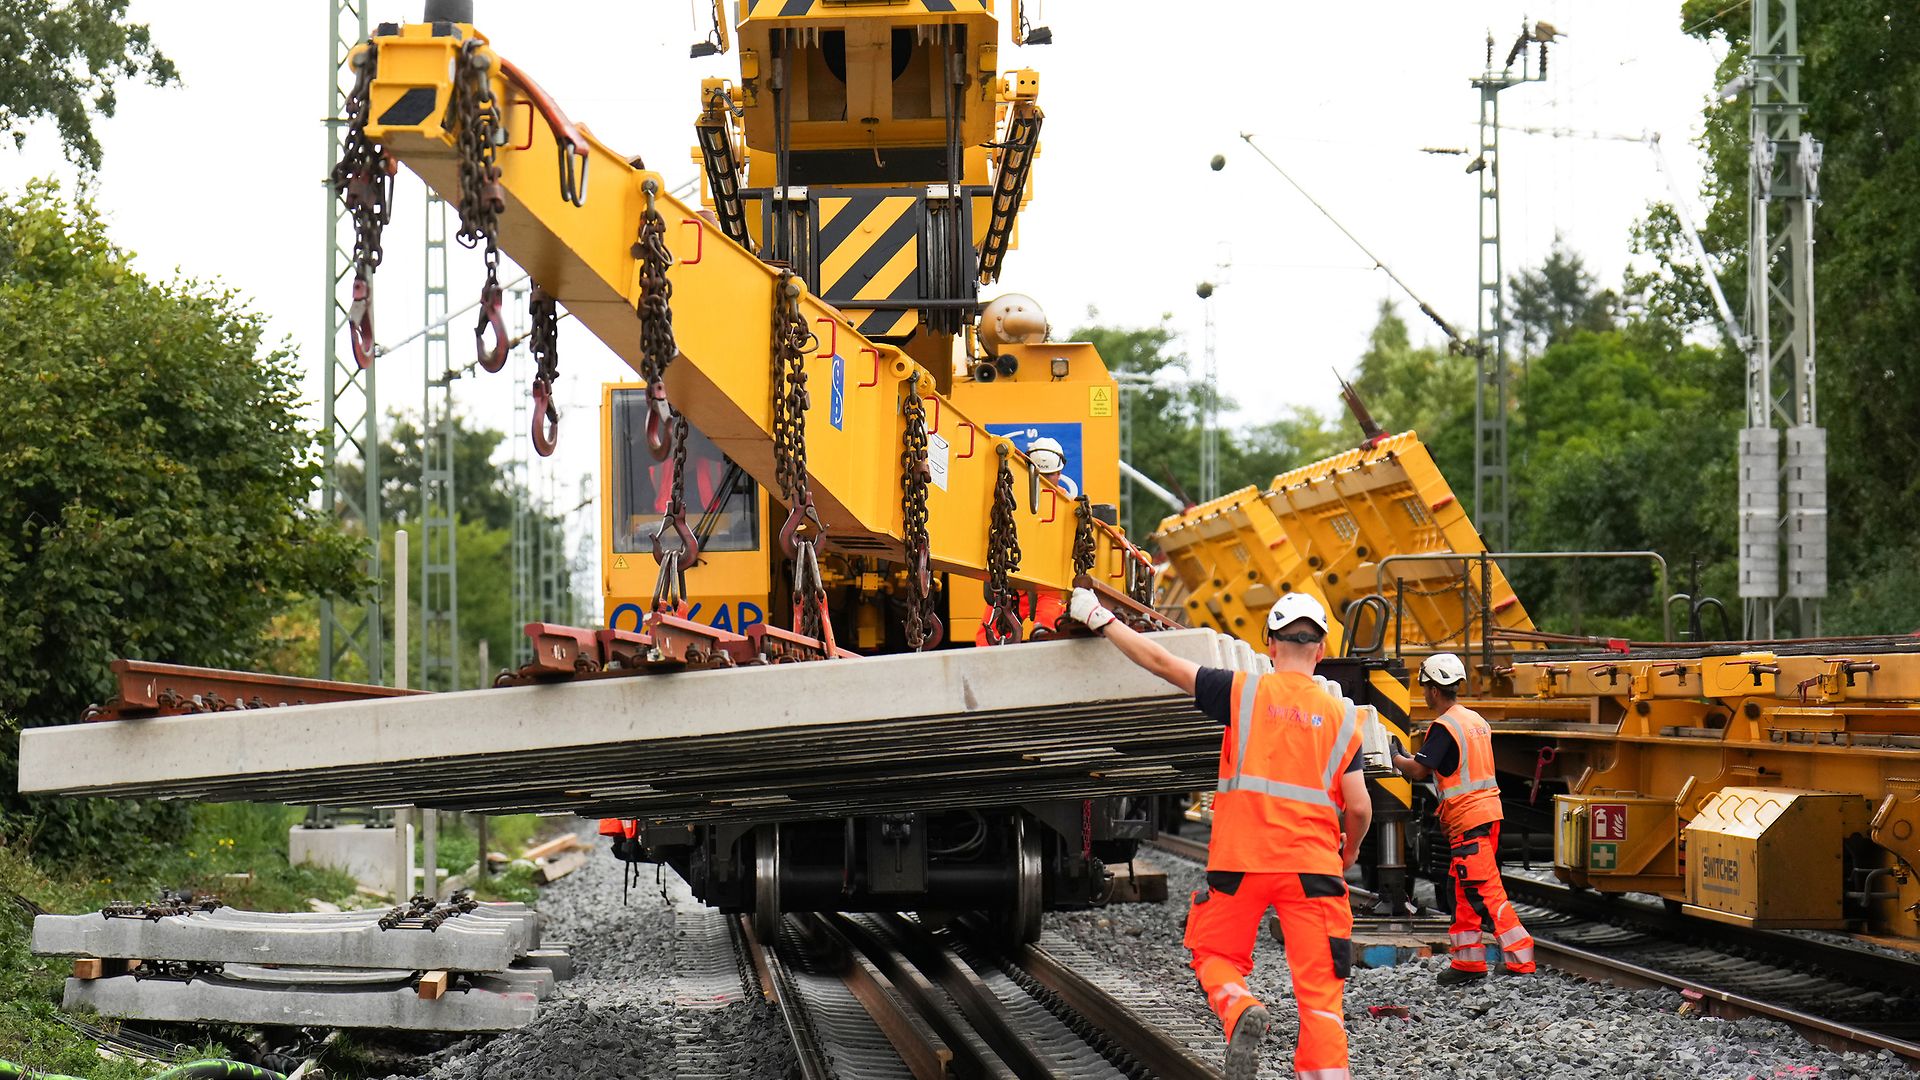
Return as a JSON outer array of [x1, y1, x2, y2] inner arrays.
[[538, 471, 566, 627], [1469, 25, 1550, 554], [1737, 0, 1824, 640], [421, 192, 461, 691], [320, 0, 381, 684], [509, 288, 535, 666]]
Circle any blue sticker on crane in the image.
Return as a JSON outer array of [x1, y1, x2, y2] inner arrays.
[[830, 353, 845, 430], [985, 422, 1084, 498]]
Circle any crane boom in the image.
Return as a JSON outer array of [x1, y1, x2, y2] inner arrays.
[[360, 22, 1136, 593]]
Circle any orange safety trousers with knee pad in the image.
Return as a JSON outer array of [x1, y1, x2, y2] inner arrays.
[[1446, 821, 1535, 973], [1185, 871, 1353, 1080]]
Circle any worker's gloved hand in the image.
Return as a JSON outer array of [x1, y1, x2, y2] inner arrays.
[[1390, 736, 1408, 759], [1069, 588, 1117, 634]]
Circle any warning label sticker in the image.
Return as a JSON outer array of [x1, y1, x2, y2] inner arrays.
[[1089, 385, 1114, 417], [927, 432, 950, 491]]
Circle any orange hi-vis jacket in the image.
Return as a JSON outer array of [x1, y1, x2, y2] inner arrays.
[[1431, 706, 1503, 840], [1209, 671, 1363, 875]]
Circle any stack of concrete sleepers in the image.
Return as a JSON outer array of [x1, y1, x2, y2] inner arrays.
[[18, 630, 1269, 824], [35, 900, 572, 1031]]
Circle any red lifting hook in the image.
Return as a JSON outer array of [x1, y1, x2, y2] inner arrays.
[[475, 282, 508, 372], [531, 380, 560, 457], [348, 273, 376, 370], [643, 381, 673, 461]]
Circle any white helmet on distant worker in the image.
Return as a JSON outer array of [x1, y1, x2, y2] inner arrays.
[[1026, 436, 1066, 475], [1418, 652, 1469, 688], [1265, 592, 1329, 639]]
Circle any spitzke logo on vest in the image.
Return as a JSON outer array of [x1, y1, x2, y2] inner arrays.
[[1260, 704, 1325, 728]]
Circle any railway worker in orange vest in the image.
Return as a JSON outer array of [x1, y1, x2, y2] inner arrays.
[[1069, 587, 1370, 1080], [1388, 652, 1536, 984]]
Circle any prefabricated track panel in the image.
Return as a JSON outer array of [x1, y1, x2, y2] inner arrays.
[[33, 903, 539, 972], [19, 631, 1267, 823]]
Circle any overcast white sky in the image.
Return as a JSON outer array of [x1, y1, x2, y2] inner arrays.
[[0, 0, 1730, 577]]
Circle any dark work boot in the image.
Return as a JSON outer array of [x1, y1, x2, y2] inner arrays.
[[1437, 964, 1487, 987], [1224, 1004, 1269, 1080]]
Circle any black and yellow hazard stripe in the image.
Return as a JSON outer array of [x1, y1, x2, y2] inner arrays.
[[815, 192, 923, 339], [748, 0, 986, 16]]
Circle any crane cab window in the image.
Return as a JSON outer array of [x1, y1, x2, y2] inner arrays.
[[610, 390, 759, 554]]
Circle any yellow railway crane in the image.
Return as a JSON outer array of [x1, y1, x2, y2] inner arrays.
[[337, 0, 1160, 932]]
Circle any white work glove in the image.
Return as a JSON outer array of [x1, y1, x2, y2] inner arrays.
[[1069, 588, 1117, 634]]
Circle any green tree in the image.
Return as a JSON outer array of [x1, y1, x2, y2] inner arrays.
[[0, 183, 361, 855], [329, 414, 571, 687], [1508, 240, 1618, 356], [1345, 300, 1475, 494], [0, 0, 177, 169], [1508, 324, 1739, 638], [1677, 0, 1920, 632]]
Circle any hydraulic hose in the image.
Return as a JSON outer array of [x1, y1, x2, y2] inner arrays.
[[0, 1061, 287, 1080]]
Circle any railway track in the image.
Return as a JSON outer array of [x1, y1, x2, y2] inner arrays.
[[1150, 832, 1920, 1066], [1502, 873, 1920, 1065], [747, 910, 1218, 1079]]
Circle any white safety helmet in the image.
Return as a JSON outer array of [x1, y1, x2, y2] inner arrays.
[[1026, 436, 1066, 475], [1418, 652, 1469, 688], [1265, 592, 1329, 640]]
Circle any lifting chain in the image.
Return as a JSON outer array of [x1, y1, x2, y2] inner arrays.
[[771, 270, 831, 648], [982, 442, 1023, 645], [900, 373, 942, 650], [529, 287, 561, 456], [453, 38, 509, 374], [1125, 544, 1154, 608], [331, 42, 393, 370], [1072, 494, 1096, 577], [651, 408, 698, 613], [635, 178, 677, 460]]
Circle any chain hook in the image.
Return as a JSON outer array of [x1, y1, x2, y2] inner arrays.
[[531, 378, 560, 456], [475, 281, 508, 372], [644, 381, 674, 461], [779, 503, 826, 559], [348, 273, 376, 369]]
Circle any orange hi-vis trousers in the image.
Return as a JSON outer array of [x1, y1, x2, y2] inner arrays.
[[1447, 821, 1536, 973], [1184, 870, 1352, 1080]]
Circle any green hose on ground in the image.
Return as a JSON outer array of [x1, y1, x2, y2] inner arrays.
[[0, 1060, 286, 1080]]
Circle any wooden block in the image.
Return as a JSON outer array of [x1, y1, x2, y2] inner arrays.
[[1104, 863, 1169, 904], [417, 970, 450, 1000], [72, 958, 138, 980], [538, 850, 588, 885], [521, 834, 584, 862]]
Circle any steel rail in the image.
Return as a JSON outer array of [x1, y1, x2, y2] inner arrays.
[[788, 913, 956, 1080], [1149, 831, 1211, 865], [1005, 939, 1217, 1080], [744, 917, 836, 1080], [1530, 937, 1920, 1064], [1502, 873, 1920, 995]]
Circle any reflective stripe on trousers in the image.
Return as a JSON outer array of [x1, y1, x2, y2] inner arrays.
[[1297, 1070, 1353, 1079]]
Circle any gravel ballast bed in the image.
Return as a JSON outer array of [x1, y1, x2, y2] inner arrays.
[[1046, 852, 1913, 1080], [386, 825, 792, 1080]]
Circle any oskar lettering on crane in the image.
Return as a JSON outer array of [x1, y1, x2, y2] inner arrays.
[[610, 601, 765, 634]]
